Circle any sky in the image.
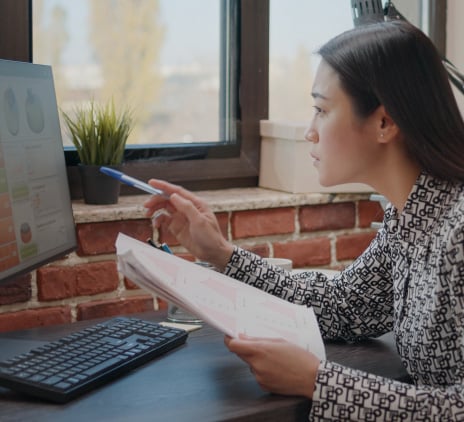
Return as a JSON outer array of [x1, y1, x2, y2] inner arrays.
[[38, 0, 354, 66]]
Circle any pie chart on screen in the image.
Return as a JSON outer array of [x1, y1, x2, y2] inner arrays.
[[25, 89, 45, 133]]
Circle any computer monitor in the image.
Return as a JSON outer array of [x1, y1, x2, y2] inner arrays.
[[0, 59, 77, 285]]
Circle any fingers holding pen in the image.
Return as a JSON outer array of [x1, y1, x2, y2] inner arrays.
[[146, 179, 204, 206], [150, 209, 172, 230], [142, 178, 232, 267], [144, 179, 207, 215], [143, 179, 203, 228], [143, 181, 178, 223], [143, 179, 177, 213]]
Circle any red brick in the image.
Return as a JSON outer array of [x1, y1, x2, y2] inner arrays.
[[0, 274, 31, 305], [299, 203, 355, 232], [0, 307, 72, 333], [158, 212, 228, 246], [76, 295, 154, 320], [232, 208, 294, 239], [273, 238, 331, 268], [124, 277, 140, 290], [37, 266, 78, 300], [75, 262, 119, 296], [37, 261, 119, 301], [76, 220, 153, 256], [358, 200, 384, 228], [157, 298, 168, 310], [241, 243, 270, 258], [336, 232, 376, 261]]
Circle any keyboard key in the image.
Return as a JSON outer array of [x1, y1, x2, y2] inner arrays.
[[0, 317, 188, 403]]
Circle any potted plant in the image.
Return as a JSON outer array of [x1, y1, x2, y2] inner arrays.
[[62, 99, 133, 204]]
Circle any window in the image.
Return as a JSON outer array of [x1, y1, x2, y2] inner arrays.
[[1, 0, 269, 197], [0, 0, 446, 196], [268, 0, 437, 123], [34, 1, 234, 147], [269, 1, 352, 123]]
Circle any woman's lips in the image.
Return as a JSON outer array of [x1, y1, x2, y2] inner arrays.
[[310, 153, 320, 165]]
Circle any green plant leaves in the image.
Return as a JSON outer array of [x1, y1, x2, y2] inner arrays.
[[62, 99, 133, 165]]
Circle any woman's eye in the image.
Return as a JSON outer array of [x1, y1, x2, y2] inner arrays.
[[313, 106, 323, 115]]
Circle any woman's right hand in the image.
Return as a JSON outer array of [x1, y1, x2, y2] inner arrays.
[[143, 179, 234, 271]]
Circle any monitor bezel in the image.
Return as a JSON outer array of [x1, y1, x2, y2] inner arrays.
[[0, 58, 77, 286]]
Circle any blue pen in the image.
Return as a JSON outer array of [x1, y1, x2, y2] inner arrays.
[[100, 167, 170, 198], [160, 243, 173, 254]]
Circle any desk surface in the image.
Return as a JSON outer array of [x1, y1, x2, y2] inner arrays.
[[0, 311, 408, 422]]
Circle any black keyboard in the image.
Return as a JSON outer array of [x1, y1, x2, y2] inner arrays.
[[0, 317, 188, 403]]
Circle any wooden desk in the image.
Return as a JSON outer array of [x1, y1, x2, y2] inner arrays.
[[0, 311, 408, 422]]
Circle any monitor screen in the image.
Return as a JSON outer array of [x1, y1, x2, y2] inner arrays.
[[0, 59, 77, 284]]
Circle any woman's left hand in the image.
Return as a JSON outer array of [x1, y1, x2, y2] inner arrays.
[[224, 335, 320, 398]]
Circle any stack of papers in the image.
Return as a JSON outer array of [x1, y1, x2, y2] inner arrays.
[[116, 233, 326, 360]]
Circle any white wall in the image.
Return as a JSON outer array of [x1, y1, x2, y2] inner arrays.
[[446, 0, 464, 115]]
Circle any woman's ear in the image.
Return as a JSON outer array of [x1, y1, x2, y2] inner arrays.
[[375, 106, 399, 144]]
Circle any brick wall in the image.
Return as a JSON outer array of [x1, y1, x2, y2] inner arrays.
[[0, 198, 384, 333]]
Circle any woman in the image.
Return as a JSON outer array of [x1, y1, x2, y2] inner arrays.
[[144, 21, 464, 421]]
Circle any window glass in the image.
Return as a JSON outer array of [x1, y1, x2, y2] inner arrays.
[[269, 0, 423, 123], [33, 0, 223, 147], [269, 0, 351, 122]]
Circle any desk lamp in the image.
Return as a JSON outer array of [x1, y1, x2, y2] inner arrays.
[[350, 0, 464, 95]]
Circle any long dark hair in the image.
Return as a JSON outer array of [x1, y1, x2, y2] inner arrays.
[[318, 20, 464, 182]]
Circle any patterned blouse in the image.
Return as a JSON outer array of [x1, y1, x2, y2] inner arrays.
[[224, 172, 464, 421]]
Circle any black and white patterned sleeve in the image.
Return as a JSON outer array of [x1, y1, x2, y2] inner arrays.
[[310, 361, 464, 421], [224, 227, 394, 341], [308, 203, 464, 420]]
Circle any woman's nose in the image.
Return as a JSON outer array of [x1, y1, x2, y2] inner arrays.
[[304, 127, 318, 144]]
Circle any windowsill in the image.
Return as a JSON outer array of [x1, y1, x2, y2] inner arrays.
[[72, 187, 372, 223]]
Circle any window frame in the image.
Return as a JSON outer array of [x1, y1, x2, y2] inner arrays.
[[0, 0, 270, 197], [0, 0, 447, 195]]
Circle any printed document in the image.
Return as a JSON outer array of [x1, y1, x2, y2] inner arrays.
[[116, 233, 326, 360]]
